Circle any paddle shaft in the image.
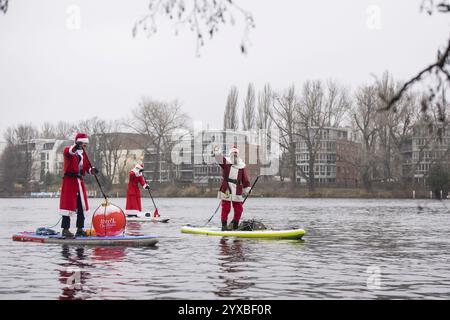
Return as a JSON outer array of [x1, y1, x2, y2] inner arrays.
[[142, 174, 158, 211], [243, 175, 261, 204], [82, 146, 108, 201], [205, 202, 221, 225]]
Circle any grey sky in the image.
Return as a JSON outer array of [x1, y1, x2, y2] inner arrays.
[[0, 0, 448, 137]]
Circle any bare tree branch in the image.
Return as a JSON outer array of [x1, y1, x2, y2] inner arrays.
[[133, 0, 255, 56]]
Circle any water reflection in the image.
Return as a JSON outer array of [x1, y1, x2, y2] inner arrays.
[[126, 222, 144, 236], [58, 246, 92, 300], [57, 245, 127, 300], [214, 238, 255, 298], [3, 198, 450, 299]]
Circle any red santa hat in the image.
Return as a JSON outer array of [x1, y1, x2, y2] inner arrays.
[[75, 133, 89, 144], [135, 163, 144, 170], [229, 145, 239, 156]]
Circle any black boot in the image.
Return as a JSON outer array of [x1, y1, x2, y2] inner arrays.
[[75, 228, 87, 237], [232, 220, 239, 230], [62, 228, 74, 238], [221, 220, 229, 231]]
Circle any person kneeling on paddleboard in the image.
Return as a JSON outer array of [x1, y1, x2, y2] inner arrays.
[[125, 163, 150, 218], [213, 145, 251, 231], [59, 133, 99, 237]]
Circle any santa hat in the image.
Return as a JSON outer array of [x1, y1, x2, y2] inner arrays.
[[75, 133, 89, 144], [135, 163, 144, 170], [229, 146, 239, 156]]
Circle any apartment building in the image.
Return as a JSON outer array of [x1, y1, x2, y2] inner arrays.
[[295, 127, 360, 185]]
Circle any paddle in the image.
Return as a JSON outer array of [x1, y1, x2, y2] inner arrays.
[[243, 175, 261, 204], [82, 146, 108, 202], [205, 201, 222, 226], [142, 174, 161, 218], [205, 175, 262, 226], [82, 146, 124, 237]]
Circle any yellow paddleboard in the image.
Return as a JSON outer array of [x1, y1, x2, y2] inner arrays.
[[181, 225, 305, 240]]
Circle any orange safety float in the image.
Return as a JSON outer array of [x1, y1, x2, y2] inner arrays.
[[91, 201, 126, 237]]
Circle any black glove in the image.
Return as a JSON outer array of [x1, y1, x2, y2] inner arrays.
[[91, 167, 99, 175], [74, 143, 82, 151], [144, 184, 150, 190]]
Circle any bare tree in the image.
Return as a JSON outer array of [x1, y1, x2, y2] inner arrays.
[[353, 85, 379, 191], [0, 0, 7, 14], [13, 124, 38, 143], [324, 80, 351, 127], [257, 83, 273, 132], [55, 121, 75, 140], [133, 0, 255, 55], [386, 1, 449, 119], [129, 98, 189, 182], [1, 124, 38, 194], [40, 122, 57, 139], [257, 83, 274, 180], [242, 83, 256, 131], [73, 117, 106, 187], [97, 121, 130, 192], [411, 91, 450, 184], [270, 85, 298, 187], [374, 72, 420, 182], [223, 86, 239, 130]]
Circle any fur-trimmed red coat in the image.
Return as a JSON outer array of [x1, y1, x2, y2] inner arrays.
[[126, 169, 147, 213], [215, 153, 251, 202], [59, 145, 93, 216]]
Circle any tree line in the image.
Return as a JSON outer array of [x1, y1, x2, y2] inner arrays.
[[0, 72, 448, 196], [0, 98, 189, 195], [222, 71, 449, 193]]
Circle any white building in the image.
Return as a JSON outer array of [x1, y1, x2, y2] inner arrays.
[[29, 139, 71, 183]]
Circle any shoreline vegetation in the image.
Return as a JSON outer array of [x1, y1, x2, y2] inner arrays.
[[2, 182, 449, 200]]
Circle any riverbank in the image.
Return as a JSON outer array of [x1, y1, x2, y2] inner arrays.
[[2, 183, 448, 199]]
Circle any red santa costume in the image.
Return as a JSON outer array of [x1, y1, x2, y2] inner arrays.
[[59, 133, 95, 218], [214, 146, 251, 230], [125, 163, 149, 217]]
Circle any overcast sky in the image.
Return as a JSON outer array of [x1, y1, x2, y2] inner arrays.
[[0, 0, 448, 138]]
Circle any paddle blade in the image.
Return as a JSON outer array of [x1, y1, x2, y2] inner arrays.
[[153, 208, 160, 218]]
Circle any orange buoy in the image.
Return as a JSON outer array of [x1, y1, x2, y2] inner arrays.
[[92, 202, 126, 237]]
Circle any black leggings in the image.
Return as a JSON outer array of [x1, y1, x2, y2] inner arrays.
[[61, 194, 85, 229]]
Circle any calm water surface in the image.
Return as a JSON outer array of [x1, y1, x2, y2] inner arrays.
[[1, 197, 450, 300]]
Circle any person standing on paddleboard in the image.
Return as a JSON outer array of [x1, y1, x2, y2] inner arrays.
[[213, 145, 251, 231], [125, 163, 151, 218], [59, 133, 99, 237]]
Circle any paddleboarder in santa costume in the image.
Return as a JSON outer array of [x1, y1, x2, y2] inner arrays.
[[59, 133, 99, 237], [213, 145, 251, 231], [125, 163, 151, 217]]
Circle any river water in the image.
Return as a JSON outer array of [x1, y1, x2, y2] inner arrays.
[[0, 197, 449, 300]]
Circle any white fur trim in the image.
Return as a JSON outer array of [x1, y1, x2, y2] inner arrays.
[[77, 178, 87, 213], [76, 137, 89, 144], [132, 168, 142, 177], [225, 156, 246, 169], [229, 166, 239, 180], [125, 210, 142, 216], [229, 147, 239, 155], [60, 210, 76, 217], [68, 144, 77, 156]]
